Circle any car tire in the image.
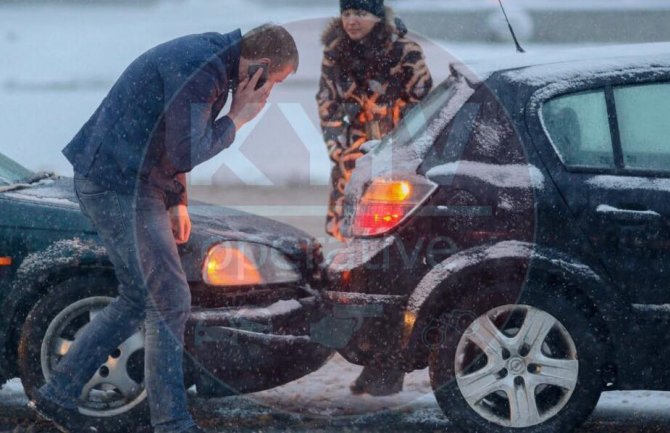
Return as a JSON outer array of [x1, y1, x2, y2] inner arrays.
[[429, 296, 604, 433], [18, 274, 150, 433]]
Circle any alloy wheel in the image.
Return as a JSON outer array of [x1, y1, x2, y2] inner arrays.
[[454, 304, 579, 428]]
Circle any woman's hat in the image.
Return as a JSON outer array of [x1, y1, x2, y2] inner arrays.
[[340, 0, 385, 18]]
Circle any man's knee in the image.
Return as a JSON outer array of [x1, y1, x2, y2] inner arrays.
[[148, 282, 191, 322], [105, 292, 147, 323]]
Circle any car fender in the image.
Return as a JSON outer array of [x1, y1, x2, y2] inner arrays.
[[0, 237, 112, 377], [402, 240, 630, 368]]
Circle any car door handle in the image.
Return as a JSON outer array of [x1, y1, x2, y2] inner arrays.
[[596, 205, 661, 223]]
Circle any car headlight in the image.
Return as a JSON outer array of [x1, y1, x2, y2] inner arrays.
[[202, 241, 301, 287]]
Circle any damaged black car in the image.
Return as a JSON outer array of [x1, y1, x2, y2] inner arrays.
[[0, 151, 332, 432], [324, 43, 670, 433]]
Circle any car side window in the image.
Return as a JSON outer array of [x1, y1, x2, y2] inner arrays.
[[542, 90, 615, 169], [614, 83, 670, 172]]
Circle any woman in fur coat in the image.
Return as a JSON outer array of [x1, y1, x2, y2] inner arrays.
[[316, 0, 433, 396], [317, 0, 433, 241]]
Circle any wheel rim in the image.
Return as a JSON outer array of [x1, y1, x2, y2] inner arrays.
[[454, 304, 579, 428], [41, 296, 147, 418]]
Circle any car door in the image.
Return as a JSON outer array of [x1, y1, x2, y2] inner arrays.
[[533, 77, 670, 304]]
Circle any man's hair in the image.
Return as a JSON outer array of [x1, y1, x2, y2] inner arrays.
[[241, 24, 299, 73]]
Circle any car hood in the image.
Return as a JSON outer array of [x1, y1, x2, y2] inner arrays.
[[1, 177, 322, 276], [0, 177, 80, 209], [187, 201, 322, 271]]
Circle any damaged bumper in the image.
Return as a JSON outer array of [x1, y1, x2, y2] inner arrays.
[[319, 237, 419, 368], [185, 289, 333, 397]]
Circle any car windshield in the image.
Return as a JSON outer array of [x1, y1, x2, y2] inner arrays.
[[0, 152, 35, 186]]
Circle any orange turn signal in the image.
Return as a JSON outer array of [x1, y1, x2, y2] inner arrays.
[[362, 180, 413, 203], [0, 257, 11, 267]]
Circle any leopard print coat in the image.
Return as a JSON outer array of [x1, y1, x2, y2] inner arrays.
[[317, 13, 433, 239]]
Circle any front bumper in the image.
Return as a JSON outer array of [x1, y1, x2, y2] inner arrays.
[[185, 289, 333, 397]]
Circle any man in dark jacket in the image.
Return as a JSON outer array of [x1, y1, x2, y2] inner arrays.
[[29, 24, 299, 433]]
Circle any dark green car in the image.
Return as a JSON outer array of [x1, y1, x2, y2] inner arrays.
[[0, 151, 332, 432]]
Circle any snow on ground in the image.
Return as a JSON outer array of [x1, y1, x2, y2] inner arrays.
[[249, 354, 435, 418], [250, 357, 670, 425], [5, 354, 670, 427], [0, 0, 592, 187], [0, 355, 435, 419]]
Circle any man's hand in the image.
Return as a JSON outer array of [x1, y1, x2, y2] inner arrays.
[[169, 204, 192, 245], [228, 67, 273, 130]]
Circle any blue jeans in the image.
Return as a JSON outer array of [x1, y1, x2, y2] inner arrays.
[[39, 176, 195, 433]]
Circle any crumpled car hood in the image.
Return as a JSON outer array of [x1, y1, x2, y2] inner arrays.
[[1, 177, 322, 276]]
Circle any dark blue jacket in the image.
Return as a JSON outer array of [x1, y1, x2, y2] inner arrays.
[[63, 30, 242, 207]]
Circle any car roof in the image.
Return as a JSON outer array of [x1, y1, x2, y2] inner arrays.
[[463, 42, 670, 87]]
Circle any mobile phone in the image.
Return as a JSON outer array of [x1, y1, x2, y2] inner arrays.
[[248, 64, 269, 90]]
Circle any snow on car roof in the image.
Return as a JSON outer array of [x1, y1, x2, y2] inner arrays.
[[465, 42, 670, 85]]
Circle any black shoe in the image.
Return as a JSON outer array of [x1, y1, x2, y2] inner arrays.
[[28, 393, 92, 433], [350, 366, 405, 397]]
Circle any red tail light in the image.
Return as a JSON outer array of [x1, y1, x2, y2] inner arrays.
[[352, 178, 437, 237]]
